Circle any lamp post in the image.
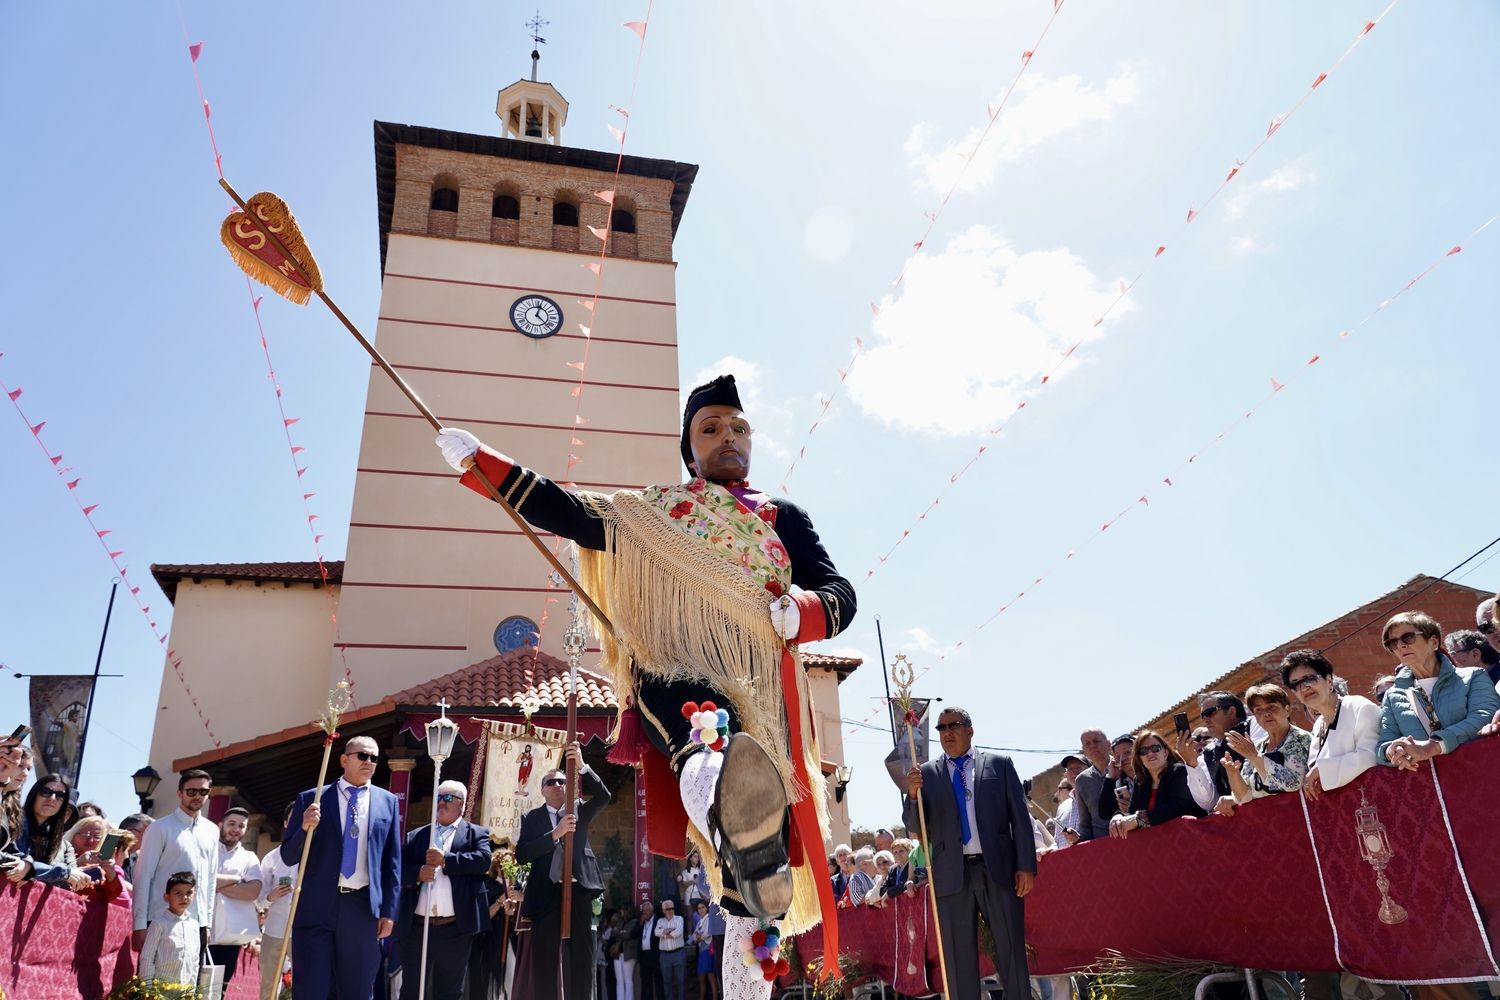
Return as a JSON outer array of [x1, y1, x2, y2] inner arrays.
[[834, 764, 853, 803], [131, 764, 161, 814], [417, 698, 460, 1000]]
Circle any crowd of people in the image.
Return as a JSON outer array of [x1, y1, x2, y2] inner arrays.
[[4, 597, 1498, 1000]]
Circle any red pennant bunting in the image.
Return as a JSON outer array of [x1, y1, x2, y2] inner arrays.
[[607, 124, 625, 145], [6, 388, 19, 401], [66, 478, 80, 489], [585, 262, 602, 275], [49, 454, 62, 465], [284, 417, 299, 427], [1163, 477, 1173, 486], [1447, 246, 1462, 256], [1360, 20, 1375, 35], [595, 190, 616, 205], [108, 550, 123, 558], [570, 437, 584, 446], [302, 492, 315, 500], [83, 504, 99, 515], [202, 100, 211, 121], [30, 421, 45, 435], [189, 41, 203, 61], [624, 20, 646, 39], [1186, 208, 1198, 223], [587, 225, 609, 243], [570, 386, 581, 397], [1312, 72, 1327, 88], [1155, 246, 1166, 257], [291, 446, 305, 454], [96, 530, 111, 538], [296, 467, 307, 477], [575, 415, 588, 425], [1308, 356, 1320, 365], [579, 300, 596, 312], [1271, 377, 1285, 392], [307, 514, 319, 523], [579, 324, 591, 338], [314, 534, 324, 544]]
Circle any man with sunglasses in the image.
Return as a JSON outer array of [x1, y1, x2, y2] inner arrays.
[[132, 769, 221, 959], [516, 742, 610, 1000], [1195, 690, 1249, 799], [281, 735, 402, 1000], [1477, 597, 1500, 656], [1445, 629, 1500, 688], [398, 779, 492, 1000]]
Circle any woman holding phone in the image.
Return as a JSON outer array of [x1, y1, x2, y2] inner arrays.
[[1107, 730, 1206, 839], [66, 815, 129, 904]]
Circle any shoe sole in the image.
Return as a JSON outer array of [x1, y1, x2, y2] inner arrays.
[[716, 734, 793, 917]]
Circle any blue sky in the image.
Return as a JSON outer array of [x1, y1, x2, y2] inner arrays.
[[2, 2, 1497, 830]]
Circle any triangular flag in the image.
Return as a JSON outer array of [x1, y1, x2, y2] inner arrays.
[[1139, 496, 1149, 506], [297, 467, 307, 477], [1271, 377, 1285, 392], [587, 225, 609, 242], [1163, 477, 1173, 486], [1186, 208, 1198, 223], [1155, 246, 1166, 257], [1446, 246, 1462, 256], [6, 388, 19, 401], [571, 386, 581, 397], [314, 534, 325, 544], [49, 454, 62, 465], [202, 100, 211, 121], [571, 437, 584, 446], [575, 415, 589, 425], [579, 299, 596, 312], [585, 262, 602, 275], [83, 504, 99, 515], [189, 41, 203, 61], [567, 361, 585, 371], [1267, 115, 1285, 138], [1307, 355, 1320, 365], [284, 417, 300, 427], [1311, 72, 1327, 89], [96, 530, 111, 538], [595, 190, 616, 205], [579, 324, 591, 338], [607, 123, 625, 144], [869, 302, 880, 317], [66, 478, 80, 489], [307, 514, 319, 523], [624, 20, 647, 39], [108, 550, 123, 558], [291, 446, 305, 454], [1360, 20, 1375, 35], [303, 492, 316, 500], [30, 421, 45, 435], [1225, 167, 1238, 183]]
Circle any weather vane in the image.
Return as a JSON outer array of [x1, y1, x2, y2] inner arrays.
[[526, 11, 549, 48]]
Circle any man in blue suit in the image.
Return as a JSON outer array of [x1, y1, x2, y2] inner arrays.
[[397, 779, 492, 1000], [904, 706, 1036, 1000], [281, 735, 402, 1000]]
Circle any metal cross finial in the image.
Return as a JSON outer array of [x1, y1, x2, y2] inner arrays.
[[435, 697, 451, 718], [526, 11, 550, 47]]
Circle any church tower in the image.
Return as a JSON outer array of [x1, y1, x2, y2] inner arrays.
[[335, 50, 698, 697]]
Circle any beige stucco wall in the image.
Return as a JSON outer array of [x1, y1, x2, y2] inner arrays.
[[807, 666, 852, 845], [146, 580, 339, 805]]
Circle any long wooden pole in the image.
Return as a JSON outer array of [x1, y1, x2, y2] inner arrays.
[[217, 178, 613, 637], [271, 737, 337, 987], [892, 655, 950, 999], [560, 608, 586, 939]]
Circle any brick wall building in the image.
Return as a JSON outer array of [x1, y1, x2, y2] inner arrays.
[[1028, 574, 1495, 807]]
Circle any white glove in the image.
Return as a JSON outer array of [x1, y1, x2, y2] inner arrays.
[[768, 596, 800, 641], [435, 427, 481, 472]]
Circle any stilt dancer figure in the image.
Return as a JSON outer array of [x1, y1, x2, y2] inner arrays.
[[435, 374, 857, 999]]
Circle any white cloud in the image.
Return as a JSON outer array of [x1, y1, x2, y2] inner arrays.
[[687, 355, 793, 463], [848, 225, 1133, 436], [1223, 156, 1317, 221], [905, 66, 1141, 195], [1229, 234, 1272, 255]]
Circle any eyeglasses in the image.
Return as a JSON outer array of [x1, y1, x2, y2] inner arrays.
[[1382, 630, 1422, 652], [436, 793, 462, 803], [348, 751, 379, 763], [542, 778, 567, 787], [1191, 735, 1210, 744], [1139, 745, 1168, 757], [1057, 784, 1073, 792], [182, 788, 211, 798], [37, 788, 67, 800], [934, 722, 968, 732], [1287, 674, 1322, 691], [1200, 706, 1222, 718]]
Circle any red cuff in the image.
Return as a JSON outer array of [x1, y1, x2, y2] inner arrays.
[[793, 591, 828, 643], [458, 446, 515, 499]]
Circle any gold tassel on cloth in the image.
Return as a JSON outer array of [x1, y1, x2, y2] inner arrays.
[[577, 490, 831, 934], [219, 191, 324, 305]]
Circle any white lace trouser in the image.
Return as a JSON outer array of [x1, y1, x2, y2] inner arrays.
[[721, 914, 775, 1000], [679, 747, 722, 845], [613, 956, 636, 1000]]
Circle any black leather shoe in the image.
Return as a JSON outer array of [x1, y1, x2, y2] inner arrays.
[[707, 733, 792, 918]]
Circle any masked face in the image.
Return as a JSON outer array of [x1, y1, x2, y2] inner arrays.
[[688, 405, 752, 481]]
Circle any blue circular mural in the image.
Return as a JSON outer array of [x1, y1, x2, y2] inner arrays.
[[494, 615, 541, 654]]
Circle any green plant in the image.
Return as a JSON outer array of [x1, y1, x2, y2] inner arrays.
[[106, 977, 201, 1000], [804, 950, 872, 999], [1084, 951, 1248, 1000]]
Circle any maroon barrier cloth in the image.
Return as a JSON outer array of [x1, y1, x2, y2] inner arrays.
[[1025, 736, 1500, 982], [0, 880, 262, 1000], [792, 890, 994, 993]]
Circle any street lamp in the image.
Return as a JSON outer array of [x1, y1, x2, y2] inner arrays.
[[131, 765, 161, 813], [417, 699, 460, 1000], [834, 764, 853, 803]]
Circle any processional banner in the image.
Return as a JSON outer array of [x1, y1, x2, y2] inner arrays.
[[29, 675, 94, 789], [476, 719, 570, 848]]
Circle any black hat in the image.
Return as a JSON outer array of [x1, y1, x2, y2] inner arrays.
[[680, 374, 743, 472], [1059, 754, 1085, 769]]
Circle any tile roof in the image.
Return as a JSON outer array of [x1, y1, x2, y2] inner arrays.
[[390, 648, 618, 710], [802, 651, 863, 676], [151, 561, 344, 603]]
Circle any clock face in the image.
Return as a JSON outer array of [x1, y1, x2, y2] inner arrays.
[[510, 294, 564, 339]]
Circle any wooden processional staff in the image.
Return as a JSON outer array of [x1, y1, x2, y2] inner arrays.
[[891, 654, 951, 998]]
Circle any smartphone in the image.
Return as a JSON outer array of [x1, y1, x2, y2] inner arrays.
[[278, 876, 292, 888], [80, 865, 104, 881], [7, 724, 29, 743], [1173, 713, 1191, 735], [98, 833, 122, 859]]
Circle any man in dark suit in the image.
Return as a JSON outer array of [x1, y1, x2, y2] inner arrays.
[[397, 779, 492, 1000], [281, 735, 403, 1000], [904, 707, 1035, 1000], [516, 742, 611, 998], [636, 899, 664, 1000]]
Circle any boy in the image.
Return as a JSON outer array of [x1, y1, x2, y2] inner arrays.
[[140, 871, 202, 985]]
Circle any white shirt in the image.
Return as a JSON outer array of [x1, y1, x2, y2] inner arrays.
[[655, 913, 684, 951], [336, 778, 372, 890], [1186, 759, 1217, 811], [947, 754, 982, 855], [140, 909, 201, 984], [255, 848, 298, 939], [132, 808, 219, 931], [416, 822, 459, 918], [211, 841, 261, 945], [1051, 797, 1074, 850], [641, 917, 656, 951]]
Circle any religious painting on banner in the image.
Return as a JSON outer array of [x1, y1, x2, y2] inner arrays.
[[883, 697, 931, 791], [478, 719, 569, 848], [29, 675, 93, 788]]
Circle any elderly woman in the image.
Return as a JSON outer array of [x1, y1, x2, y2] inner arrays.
[[66, 815, 128, 904], [1280, 649, 1380, 800], [1377, 611, 1500, 772], [1215, 684, 1310, 814], [846, 848, 877, 906], [1108, 730, 1206, 839]]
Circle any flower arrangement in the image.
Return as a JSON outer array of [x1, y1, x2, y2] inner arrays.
[[803, 951, 871, 1000], [106, 977, 201, 1000]]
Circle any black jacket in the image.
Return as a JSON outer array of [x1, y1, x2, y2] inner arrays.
[[1127, 763, 1207, 828], [398, 819, 494, 936], [515, 767, 611, 917]]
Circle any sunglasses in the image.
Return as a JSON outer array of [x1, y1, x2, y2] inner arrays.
[[934, 722, 968, 732], [542, 778, 567, 788], [436, 793, 462, 803], [1139, 745, 1168, 756], [1480, 620, 1497, 635], [37, 788, 67, 800], [1288, 675, 1321, 691], [1200, 706, 1222, 718], [1382, 630, 1423, 652], [182, 788, 211, 798], [348, 751, 379, 763], [1192, 735, 1210, 744]]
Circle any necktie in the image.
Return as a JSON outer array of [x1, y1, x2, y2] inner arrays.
[[341, 785, 364, 878], [950, 755, 972, 844]]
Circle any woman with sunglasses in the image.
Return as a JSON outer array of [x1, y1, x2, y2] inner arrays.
[[1280, 650, 1380, 800], [1376, 611, 1499, 772], [1107, 730, 1205, 840], [6, 773, 90, 888]]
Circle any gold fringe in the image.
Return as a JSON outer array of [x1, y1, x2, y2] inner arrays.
[[218, 191, 323, 306], [576, 489, 830, 934]]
